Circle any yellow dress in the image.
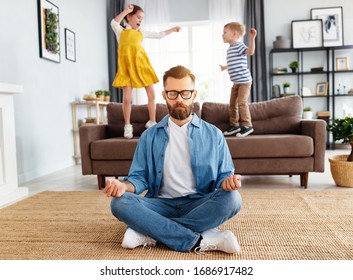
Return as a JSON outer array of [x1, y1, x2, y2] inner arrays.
[[112, 29, 159, 88]]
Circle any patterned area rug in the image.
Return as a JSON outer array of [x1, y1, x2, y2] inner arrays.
[[0, 189, 352, 260]]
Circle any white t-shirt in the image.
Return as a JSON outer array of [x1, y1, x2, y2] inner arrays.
[[159, 118, 196, 198]]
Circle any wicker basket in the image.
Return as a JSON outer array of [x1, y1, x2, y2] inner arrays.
[[329, 155, 353, 188]]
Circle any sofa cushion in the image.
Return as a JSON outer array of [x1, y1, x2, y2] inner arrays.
[[91, 134, 313, 161], [226, 135, 313, 159], [107, 102, 201, 137], [201, 96, 303, 134], [91, 138, 139, 160]]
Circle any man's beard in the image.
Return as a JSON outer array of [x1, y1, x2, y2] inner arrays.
[[167, 101, 194, 120]]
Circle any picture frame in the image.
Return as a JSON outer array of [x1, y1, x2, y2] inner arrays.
[[37, 0, 60, 63], [316, 82, 328, 96], [336, 57, 349, 71], [311, 6, 344, 47], [291, 20, 323, 49], [65, 28, 76, 62]]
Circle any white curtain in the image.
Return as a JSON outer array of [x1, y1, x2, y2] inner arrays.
[[207, 0, 246, 103], [209, 0, 245, 22], [124, 0, 169, 24]]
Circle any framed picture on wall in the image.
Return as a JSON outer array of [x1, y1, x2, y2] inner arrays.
[[291, 20, 323, 48], [311, 6, 344, 47], [65, 28, 76, 62], [37, 0, 60, 63]]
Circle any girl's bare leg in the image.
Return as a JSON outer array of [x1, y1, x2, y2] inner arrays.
[[123, 86, 132, 124], [145, 84, 156, 122]]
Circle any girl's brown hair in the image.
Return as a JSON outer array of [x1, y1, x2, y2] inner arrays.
[[123, 4, 144, 26]]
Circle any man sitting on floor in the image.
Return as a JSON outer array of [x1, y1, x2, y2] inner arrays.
[[104, 65, 242, 254]]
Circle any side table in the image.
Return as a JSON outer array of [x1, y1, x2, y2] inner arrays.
[[71, 100, 109, 165]]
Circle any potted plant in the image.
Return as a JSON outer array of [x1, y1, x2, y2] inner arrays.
[[44, 9, 59, 54], [95, 90, 104, 101], [103, 90, 111, 102], [283, 82, 290, 93], [289, 60, 299, 73], [327, 117, 353, 187], [303, 107, 313, 119]]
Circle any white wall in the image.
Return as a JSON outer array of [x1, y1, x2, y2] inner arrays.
[[0, 0, 109, 183], [168, 0, 209, 22]]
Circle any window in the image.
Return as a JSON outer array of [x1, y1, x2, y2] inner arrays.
[[140, 21, 232, 104]]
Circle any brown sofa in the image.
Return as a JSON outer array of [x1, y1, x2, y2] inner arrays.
[[80, 96, 326, 189]]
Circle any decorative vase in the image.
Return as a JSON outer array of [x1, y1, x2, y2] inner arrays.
[[329, 154, 353, 187], [104, 96, 110, 102], [96, 95, 104, 101]]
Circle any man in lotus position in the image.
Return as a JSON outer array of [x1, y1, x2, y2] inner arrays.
[[104, 65, 242, 254]]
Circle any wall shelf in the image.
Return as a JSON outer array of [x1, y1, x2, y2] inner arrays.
[[269, 45, 353, 148]]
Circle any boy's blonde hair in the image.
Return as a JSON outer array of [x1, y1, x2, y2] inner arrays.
[[224, 22, 245, 37]]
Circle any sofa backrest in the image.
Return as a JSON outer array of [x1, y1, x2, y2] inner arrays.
[[107, 102, 201, 137], [201, 96, 303, 134]]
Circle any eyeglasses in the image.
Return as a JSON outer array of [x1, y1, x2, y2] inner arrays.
[[164, 90, 194, 100]]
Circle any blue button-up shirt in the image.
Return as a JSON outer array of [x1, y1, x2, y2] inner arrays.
[[125, 113, 235, 198]]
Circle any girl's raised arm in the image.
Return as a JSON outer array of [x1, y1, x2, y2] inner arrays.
[[113, 4, 134, 24], [163, 26, 181, 36]]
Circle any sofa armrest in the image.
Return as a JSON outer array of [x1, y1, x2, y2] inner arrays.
[[79, 124, 108, 174], [301, 119, 326, 172]]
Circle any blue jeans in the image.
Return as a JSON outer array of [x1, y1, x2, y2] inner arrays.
[[110, 188, 242, 252]]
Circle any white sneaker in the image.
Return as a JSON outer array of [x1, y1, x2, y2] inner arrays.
[[122, 228, 157, 249], [124, 124, 133, 139], [145, 120, 157, 129], [196, 229, 240, 254]]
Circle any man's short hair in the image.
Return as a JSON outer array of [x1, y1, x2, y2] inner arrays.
[[163, 65, 195, 87]]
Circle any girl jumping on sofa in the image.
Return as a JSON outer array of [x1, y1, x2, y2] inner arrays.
[[111, 4, 181, 138]]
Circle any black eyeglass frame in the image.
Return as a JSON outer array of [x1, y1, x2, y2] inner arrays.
[[164, 89, 194, 100]]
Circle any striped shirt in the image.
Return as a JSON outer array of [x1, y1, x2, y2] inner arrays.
[[226, 42, 252, 83]]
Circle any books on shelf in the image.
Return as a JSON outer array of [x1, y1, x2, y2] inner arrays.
[[272, 67, 288, 74], [316, 111, 330, 121]]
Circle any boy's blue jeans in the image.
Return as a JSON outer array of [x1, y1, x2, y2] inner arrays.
[[110, 188, 242, 252]]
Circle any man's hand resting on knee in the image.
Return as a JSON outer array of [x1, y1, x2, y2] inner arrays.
[[221, 174, 241, 191], [104, 179, 135, 197]]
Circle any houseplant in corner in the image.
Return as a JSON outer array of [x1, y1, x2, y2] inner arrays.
[[327, 116, 353, 187]]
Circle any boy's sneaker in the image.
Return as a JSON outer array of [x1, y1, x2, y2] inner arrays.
[[145, 120, 157, 129], [124, 124, 133, 139], [224, 126, 241, 136], [122, 228, 157, 249], [195, 229, 240, 254], [236, 126, 254, 137]]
